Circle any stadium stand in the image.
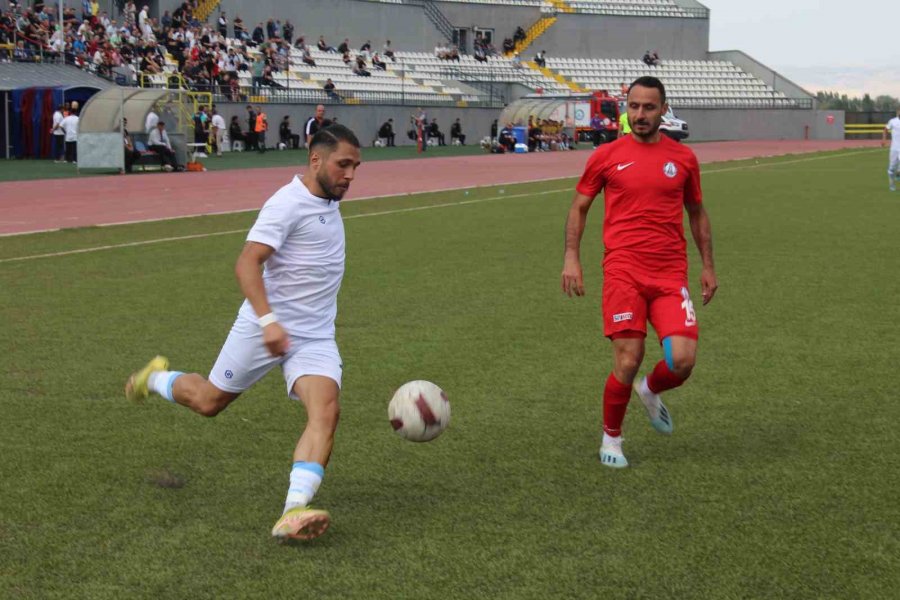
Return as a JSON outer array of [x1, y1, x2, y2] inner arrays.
[[0, 0, 830, 145]]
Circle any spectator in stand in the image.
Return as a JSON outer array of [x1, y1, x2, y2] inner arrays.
[[353, 55, 370, 77], [148, 120, 179, 171], [251, 22, 264, 45], [450, 118, 466, 145], [323, 78, 337, 98], [282, 20, 293, 45], [642, 50, 660, 66], [217, 11, 227, 37], [123, 117, 142, 173], [378, 118, 395, 147], [233, 15, 246, 41], [265, 18, 276, 40], [302, 47, 316, 66], [383, 40, 395, 62], [160, 10, 170, 28], [371, 53, 386, 70], [318, 35, 336, 53], [502, 37, 514, 54], [305, 104, 327, 147], [359, 39, 372, 57], [513, 26, 526, 45], [279, 116, 300, 149], [337, 38, 349, 54], [341, 50, 351, 65], [124, 2, 136, 27], [535, 49, 546, 68], [229, 115, 246, 149]]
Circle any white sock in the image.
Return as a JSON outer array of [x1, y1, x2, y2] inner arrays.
[[284, 462, 324, 513], [602, 432, 622, 448], [148, 371, 183, 402], [640, 377, 660, 404]]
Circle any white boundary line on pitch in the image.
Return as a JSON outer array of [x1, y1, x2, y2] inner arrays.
[[0, 148, 882, 265]]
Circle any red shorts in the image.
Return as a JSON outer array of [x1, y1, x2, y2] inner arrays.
[[602, 269, 699, 342]]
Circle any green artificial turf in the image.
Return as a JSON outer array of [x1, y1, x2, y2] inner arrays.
[[1, 149, 897, 599]]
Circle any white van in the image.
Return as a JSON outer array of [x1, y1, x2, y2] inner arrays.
[[660, 107, 689, 141]]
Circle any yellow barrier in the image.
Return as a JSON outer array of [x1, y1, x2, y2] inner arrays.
[[845, 123, 886, 135]]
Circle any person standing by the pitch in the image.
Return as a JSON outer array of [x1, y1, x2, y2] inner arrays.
[[883, 107, 900, 191], [561, 76, 718, 468]]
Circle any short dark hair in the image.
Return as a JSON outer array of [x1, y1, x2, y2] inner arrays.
[[628, 76, 667, 104], [309, 123, 360, 153]]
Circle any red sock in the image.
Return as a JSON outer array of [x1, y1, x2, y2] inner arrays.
[[603, 373, 632, 436], [646, 360, 687, 394]]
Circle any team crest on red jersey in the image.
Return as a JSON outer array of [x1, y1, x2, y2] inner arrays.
[[663, 162, 678, 178]]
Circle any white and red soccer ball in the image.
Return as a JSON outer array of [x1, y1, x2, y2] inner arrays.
[[388, 380, 450, 442]]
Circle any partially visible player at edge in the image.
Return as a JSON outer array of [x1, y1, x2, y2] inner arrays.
[[561, 76, 718, 468], [882, 107, 900, 192], [124, 124, 362, 538]]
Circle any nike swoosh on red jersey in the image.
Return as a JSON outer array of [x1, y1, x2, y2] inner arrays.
[[617, 162, 636, 171]]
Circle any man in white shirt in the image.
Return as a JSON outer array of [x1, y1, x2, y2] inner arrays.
[[883, 108, 900, 192], [124, 124, 362, 541], [147, 120, 178, 171], [145, 108, 159, 134], [51, 104, 65, 162], [210, 107, 226, 156], [59, 111, 79, 163]]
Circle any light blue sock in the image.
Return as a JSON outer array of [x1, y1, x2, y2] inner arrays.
[[284, 461, 325, 512], [148, 371, 184, 402]]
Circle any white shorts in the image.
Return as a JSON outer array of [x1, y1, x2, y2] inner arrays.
[[208, 316, 342, 399], [890, 150, 900, 174]]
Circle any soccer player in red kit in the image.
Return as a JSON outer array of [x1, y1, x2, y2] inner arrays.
[[561, 76, 718, 468]]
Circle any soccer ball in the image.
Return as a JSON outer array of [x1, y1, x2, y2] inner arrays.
[[277, 142, 287, 150], [388, 380, 450, 442]]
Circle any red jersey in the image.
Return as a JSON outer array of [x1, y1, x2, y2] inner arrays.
[[576, 135, 702, 277]]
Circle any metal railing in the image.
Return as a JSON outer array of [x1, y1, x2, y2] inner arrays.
[[669, 96, 814, 110]]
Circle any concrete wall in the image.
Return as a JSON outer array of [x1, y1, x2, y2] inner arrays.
[[436, 3, 541, 42], [216, 102, 499, 147], [214, 0, 445, 53], [214, 102, 844, 146], [675, 108, 845, 141], [536, 14, 709, 60], [708, 50, 813, 101]]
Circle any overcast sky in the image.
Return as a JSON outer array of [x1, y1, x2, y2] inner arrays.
[[700, 0, 899, 98]]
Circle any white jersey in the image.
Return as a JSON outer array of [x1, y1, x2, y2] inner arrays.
[[887, 117, 900, 152], [60, 115, 79, 142], [238, 176, 345, 339], [52, 110, 64, 136]]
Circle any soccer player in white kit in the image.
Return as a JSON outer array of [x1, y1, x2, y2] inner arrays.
[[884, 107, 900, 192], [125, 124, 362, 540]]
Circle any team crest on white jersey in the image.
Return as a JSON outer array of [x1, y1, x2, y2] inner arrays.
[[663, 162, 678, 178]]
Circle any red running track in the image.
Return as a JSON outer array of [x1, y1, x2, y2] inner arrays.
[[0, 139, 881, 236]]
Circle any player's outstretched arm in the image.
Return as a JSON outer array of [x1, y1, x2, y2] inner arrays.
[[884, 126, 890, 148], [685, 202, 718, 305], [561, 192, 596, 297], [235, 241, 290, 356]]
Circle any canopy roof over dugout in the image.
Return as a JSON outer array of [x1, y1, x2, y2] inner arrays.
[[78, 87, 191, 170], [498, 98, 577, 127]]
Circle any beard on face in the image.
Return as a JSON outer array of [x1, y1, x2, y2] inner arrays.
[[316, 169, 348, 200], [630, 114, 662, 139]]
